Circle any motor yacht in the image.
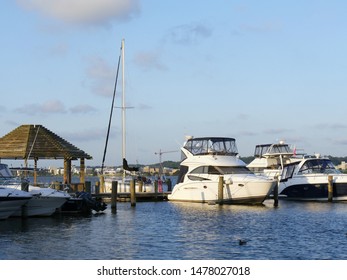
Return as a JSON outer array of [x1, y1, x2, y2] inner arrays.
[[247, 142, 347, 201], [168, 137, 276, 204], [247, 141, 294, 177], [279, 155, 347, 201]]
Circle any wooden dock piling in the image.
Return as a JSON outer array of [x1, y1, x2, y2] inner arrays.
[[328, 175, 333, 202], [85, 181, 91, 193], [21, 180, 29, 217], [138, 180, 143, 192], [154, 180, 158, 201], [130, 179, 136, 207], [95, 181, 100, 195], [111, 181, 118, 212], [273, 176, 279, 207], [218, 176, 224, 204]]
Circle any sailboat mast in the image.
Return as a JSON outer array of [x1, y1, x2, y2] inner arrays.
[[121, 39, 126, 162]]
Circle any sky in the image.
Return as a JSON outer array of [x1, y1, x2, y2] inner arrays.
[[1, 0, 347, 168]]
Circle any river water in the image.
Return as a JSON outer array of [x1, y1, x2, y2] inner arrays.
[[1, 194, 347, 260]]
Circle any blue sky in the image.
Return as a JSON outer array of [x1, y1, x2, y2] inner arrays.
[[1, 0, 347, 167]]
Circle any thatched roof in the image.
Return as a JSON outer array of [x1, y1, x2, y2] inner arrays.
[[0, 124, 92, 160]]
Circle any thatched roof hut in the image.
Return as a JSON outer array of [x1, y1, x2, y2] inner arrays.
[[0, 124, 92, 184]]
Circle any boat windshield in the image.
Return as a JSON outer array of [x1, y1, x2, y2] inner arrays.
[[184, 137, 238, 156], [298, 159, 340, 174], [0, 163, 13, 178], [254, 143, 292, 158]]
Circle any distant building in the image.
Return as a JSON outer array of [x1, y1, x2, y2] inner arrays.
[[336, 161, 347, 171]]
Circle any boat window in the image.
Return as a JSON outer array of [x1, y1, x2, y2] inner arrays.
[[180, 151, 187, 161], [254, 145, 271, 157], [254, 144, 292, 157], [217, 166, 253, 174], [281, 163, 297, 181], [190, 166, 207, 174], [190, 165, 252, 175], [190, 166, 221, 175], [187, 175, 210, 181], [208, 166, 221, 175], [177, 166, 189, 183], [298, 159, 339, 174], [184, 137, 238, 156]]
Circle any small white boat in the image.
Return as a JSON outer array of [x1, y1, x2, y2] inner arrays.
[[0, 186, 32, 220], [168, 137, 276, 204], [0, 163, 70, 217], [11, 184, 70, 217]]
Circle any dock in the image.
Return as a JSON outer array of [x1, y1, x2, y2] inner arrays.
[[94, 191, 171, 202]]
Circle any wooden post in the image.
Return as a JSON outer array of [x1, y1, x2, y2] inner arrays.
[[100, 174, 105, 193], [328, 175, 333, 202], [218, 176, 224, 204], [111, 181, 118, 212], [154, 180, 158, 201], [85, 181, 91, 193], [34, 158, 38, 186], [21, 180, 29, 218], [63, 158, 72, 184], [167, 178, 172, 192], [95, 181, 100, 195], [138, 180, 143, 192], [130, 179, 136, 207], [79, 158, 85, 184], [274, 176, 279, 207]]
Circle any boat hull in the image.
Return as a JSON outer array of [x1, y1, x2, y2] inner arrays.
[[168, 179, 275, 205], [279, 175, 347, 201], [10, 187, 70, 217], [12, 196, 69, 217], [0, 197, 31, 220]]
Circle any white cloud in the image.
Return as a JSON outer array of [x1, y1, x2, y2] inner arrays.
[[85, 56, 116, 97], [133, 51, 168, 71], [70, 104, 97, 114], [167, 22, 213, 45], [15, 100, 67, 115], [16, 0, 140, 26]]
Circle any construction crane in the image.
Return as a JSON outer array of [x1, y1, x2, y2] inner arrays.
[[154, 149, 178, 177]]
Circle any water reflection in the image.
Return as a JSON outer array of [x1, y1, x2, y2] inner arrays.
[[1, 200, 347, 260]]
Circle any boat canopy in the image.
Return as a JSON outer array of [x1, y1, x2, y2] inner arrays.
[[281, 158, 340, 181], [183, 137, 238, 156], [254, 143, 293, 158], [0, 163, 13, 178]]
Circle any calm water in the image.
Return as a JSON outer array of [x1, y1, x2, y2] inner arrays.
[[1, 198, 347, 260]]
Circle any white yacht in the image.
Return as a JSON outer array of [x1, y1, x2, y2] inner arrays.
[[0, 186, 32, 220], [168, 137, 276, 204], [247, 141, 294, 177], [248, 142, 347, 201], [0, 163, 70, 217], [279, 155, 347, 201]]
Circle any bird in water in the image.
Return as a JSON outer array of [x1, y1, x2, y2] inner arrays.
[[238, 239, 248, 245]]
